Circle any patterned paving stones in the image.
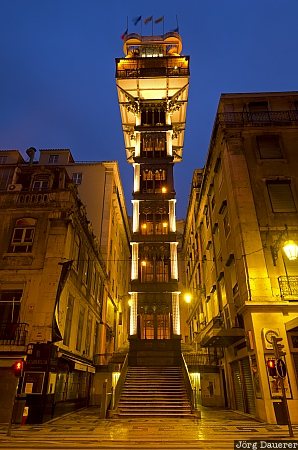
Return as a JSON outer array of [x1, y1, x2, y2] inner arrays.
[[0, 407, 297, 449]]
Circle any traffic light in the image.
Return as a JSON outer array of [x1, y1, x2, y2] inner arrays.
[[272, 336, 286, 358], [12, 360, 24, 377], [267, 359, 277, 377]]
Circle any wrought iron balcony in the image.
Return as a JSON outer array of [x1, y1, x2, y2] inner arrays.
[[0, 322, 28, 346], [278, 276, 298, 299], [200, 316, 245, 348], [217, 110, 298, 127]]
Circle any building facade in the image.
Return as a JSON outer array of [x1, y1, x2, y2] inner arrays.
[[0, 148, 131, 423], [115, 32, 189, 363], [182, 92, 298, 423]]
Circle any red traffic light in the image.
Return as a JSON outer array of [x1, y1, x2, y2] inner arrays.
[[267, 359, 277, 377], [12, 360, 24, 377]]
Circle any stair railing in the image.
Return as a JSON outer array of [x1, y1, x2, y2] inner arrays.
[[109, 353, 128, 415], [181, 353, 195, 412]]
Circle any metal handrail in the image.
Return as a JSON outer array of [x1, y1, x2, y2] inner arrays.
[[181, 354, 195, 412], [110, 354, 129, 413]]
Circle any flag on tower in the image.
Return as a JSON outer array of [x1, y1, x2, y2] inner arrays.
[[132, 16, 142, 26], [121, 28, 128, 40], [144, 16, 153, 24], [155, 16, 164, 24]]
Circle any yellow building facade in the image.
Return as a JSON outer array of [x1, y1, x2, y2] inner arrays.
[[0, 148, 131, 423], [182, 92, 298, 424]]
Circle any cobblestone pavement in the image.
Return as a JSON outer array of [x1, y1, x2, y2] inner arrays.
[[0, 407, 297, 449]]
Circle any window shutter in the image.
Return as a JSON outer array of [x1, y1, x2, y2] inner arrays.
[[257, 135, 282, 159], [267, 181, 296, 212]]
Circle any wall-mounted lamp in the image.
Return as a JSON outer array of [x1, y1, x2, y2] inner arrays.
[[270, 225, 298, 266]]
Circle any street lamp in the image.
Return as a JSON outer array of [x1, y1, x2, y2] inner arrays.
[[270, 226, 298, 266], [283, 240, 298, 261], [184, 293, 192, 304]]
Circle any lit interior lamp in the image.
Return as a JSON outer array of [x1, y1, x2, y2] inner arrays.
[[141, 223, 147, 230], [184, 293, 192, 304], [283, 240, 298, 261], [141, 260, 147, 267], [162, 187, 167, 194], [162, 222, 168, 228], [128, 299, 132, 307]]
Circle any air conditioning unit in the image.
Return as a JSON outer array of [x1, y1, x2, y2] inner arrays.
[[7, 183, 23, 192]]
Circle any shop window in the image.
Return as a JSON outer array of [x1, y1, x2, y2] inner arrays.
[[8, 217, 36, 253], [267, 180, 297, 212], [257, 135, 283, 159]]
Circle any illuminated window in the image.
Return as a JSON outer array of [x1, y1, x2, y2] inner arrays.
[[9, 218, 36, 253]]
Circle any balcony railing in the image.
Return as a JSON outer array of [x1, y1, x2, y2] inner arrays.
[[0, 322, 28, 346], [217, 110, 298, 127], [278, 276, 298, 298], [116, 67, 189, 79], [183, 352, 219, 366]]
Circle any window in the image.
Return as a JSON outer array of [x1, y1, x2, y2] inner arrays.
[[0, 156, 7, 164], [267, 180, 297, 212], [248, 101, 268, 112], [71, 232, 81, 272], [9, 218, 36, 253], [72, 172, 82, 185], [257, 135, 282, 159], [0, 167, 14, 190], [141, 133, 166, 158], [141, 169, 167, 193], [76, 306, 85, 351], [32, 179, 49, 191], [0, 290, 22, 326], [223, 212, 231, 237], [63, 294, 74, 346], [48, 154, 59, 164], [141, 107, 166, 127]]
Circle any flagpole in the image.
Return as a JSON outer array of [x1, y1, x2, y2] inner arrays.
[[162, 16, 164, 35], [127, 16, 128, 34], [152, 17, 153, 36], [176, 14, 179, 33]]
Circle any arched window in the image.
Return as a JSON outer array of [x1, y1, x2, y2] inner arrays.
[[9, 218, 37, 253]]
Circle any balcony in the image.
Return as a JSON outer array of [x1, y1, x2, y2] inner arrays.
[[116, 61, 190, 79], [217, 110, 298, 128], [200, 316, 245, 348], [183, 352, 219, 371], [0, 322, 28, 347], [278, 276, 298, 300]]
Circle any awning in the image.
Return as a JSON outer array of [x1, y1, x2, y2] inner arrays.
[[57, 351, 95, 373]]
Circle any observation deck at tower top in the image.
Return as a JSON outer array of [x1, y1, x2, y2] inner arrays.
[[116, 32, 189, 79]]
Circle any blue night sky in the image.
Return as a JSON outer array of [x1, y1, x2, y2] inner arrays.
[[1, 0, 298, 218]]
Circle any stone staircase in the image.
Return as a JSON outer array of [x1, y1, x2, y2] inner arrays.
[[115, 366, 193, 418]]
